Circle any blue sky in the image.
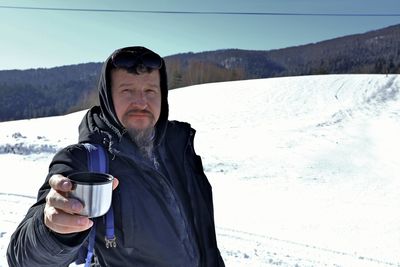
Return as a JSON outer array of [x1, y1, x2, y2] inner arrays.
[[0, 0, 399, 70]]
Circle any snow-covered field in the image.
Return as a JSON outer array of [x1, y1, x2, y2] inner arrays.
[[1, 74, 399, 266]]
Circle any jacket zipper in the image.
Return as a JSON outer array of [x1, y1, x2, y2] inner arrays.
[[115, 147, 199, 265]]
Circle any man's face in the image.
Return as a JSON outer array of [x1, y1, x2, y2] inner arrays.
[[111, 69, 161, 132]]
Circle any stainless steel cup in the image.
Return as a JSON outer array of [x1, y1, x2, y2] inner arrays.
[[67, 172, 114, 218]]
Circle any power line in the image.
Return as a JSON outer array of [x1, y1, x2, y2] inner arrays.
[[0, 5, 399, 17]]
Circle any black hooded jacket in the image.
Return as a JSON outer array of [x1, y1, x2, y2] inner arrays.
[[7, 47, 225, 267]]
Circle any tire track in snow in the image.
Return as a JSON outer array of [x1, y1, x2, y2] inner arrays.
[[0, 193, 36, 267], [0, 193, 35, 224], [1, 194, 398, 267], [216, 227, 399, 267]]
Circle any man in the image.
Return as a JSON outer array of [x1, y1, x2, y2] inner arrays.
[[7, 46, 225, 266]]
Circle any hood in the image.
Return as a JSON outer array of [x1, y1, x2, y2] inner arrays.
[[78, 106, 111, 144], [95, 46, 169, 146]]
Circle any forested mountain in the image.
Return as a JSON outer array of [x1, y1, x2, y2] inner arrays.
[[1, 24, 399, 121], [0, 63, 99, 121], [165, 23, 400, 88]]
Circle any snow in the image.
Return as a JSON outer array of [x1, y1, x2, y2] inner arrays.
[[1, 74, 399, 266]]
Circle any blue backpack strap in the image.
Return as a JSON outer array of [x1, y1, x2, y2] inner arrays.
[[84, 143, 108, 173], [104, 206, 116, 248], [84, 223, 97, 267], [75, 143, 116, 267]]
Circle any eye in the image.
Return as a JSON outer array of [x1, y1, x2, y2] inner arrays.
[[145, 88, 158, 95]]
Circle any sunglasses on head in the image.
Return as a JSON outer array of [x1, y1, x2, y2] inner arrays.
[[111, 49, 163, 70]]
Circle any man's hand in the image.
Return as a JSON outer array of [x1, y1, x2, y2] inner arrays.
[[44, 174, 119, 234]]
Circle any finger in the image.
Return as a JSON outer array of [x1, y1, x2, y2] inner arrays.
[[44, 205, 93, 234], [49, 174, 73, 192], [46, 218, 93, 234], [46, 189, 83, 214], [112, 178, 119, 190]]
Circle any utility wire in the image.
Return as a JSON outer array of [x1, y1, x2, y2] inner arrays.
[[0, 5, 399, 16]]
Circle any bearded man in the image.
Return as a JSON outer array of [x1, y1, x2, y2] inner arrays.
[[7, 46, 225, 267]]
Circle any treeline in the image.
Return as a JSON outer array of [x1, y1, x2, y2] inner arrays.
[[0, 80, 96, 121], [166, 56, 246, 89], [0, 63, 99, 121], [1, 23, 399, 122], [266, 24, 400, 76], [166, 23, 400, 84]]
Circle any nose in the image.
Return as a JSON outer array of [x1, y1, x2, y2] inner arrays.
[[130, 91, 147, 108]]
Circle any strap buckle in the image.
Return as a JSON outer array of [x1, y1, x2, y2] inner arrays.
[[90, 253, 101, 267], [105, 236, 117, 248]]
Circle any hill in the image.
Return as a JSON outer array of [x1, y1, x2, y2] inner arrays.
[[166, 23, 400, 84], [0, 24, 399, 121], [0, 63, 99, 121], [1, 74, 399, 266]]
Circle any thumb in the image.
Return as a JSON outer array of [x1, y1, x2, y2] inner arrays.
[[112, 177, 119, 190]]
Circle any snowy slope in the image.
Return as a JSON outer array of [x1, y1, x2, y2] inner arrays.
[[1, 74, 399, 266]]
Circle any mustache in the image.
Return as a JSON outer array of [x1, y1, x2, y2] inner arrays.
[[125, 109, 152, 116]]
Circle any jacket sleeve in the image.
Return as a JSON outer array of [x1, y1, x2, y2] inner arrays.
[[186, 131, 226, 267], [7, 145, 91, 267]]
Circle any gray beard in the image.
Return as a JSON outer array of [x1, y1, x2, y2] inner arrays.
[[126, 126, 159, 168]]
